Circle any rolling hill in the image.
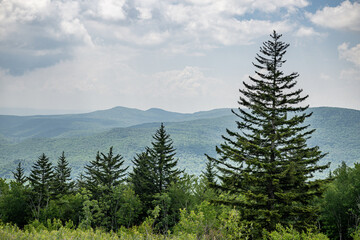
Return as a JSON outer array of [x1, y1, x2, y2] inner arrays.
[[0, 106, 231, 142], [0, 106, 359, 179]]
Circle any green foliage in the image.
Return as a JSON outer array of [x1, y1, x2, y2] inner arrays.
[[0, 206, 347, 240], [78, 189, 104, 230], [319, 162, 360, 239], [217, 208, 250, 240], [351, 227, 360, 240], [174, 201, 218, 238], [265, 224, 329, 240], [80, 198, 104, 230], [153, 192, 172, 233], [174, 201, 253, 239], [40, 192, 85, 226], [114, 185, 142, 228], [0, 181, 31, 228]]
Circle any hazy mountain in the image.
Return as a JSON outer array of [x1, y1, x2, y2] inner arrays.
[[0, 106, 231, 142], [0, 107, 359, 179]]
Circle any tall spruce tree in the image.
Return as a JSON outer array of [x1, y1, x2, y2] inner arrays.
[[147, 123, 182, 194], [28, 153, 54, 219], [207, 31, 329, 235], [52, 152, 74, 197], [12, 162, 27, 185]]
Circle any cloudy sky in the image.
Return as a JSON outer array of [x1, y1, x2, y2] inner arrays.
[[0, 0, 359, 114]]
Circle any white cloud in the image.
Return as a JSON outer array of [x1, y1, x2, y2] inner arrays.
[[0, 0, 50, 38], [338, 43, 360, 67], [60, 18, 94, 46], [319, 73, 331, 81], [152, 66, 219, 97], [114, 27, 170, 46], [0, 44, 234, 112], [161, 1, 294, 47], [307, 1, 360, 31], [294, 26, 321, 37], [250, 0, 309, 13], [96, 0, 127, 21], [0, 45, 140, 109], [141, 66, 234, 112], [136, 7, 152, 20], [340, 68, 360, 81], [0, 0, 307, 73], [1, 0, 304, 48], [0, 0, 92, 45]]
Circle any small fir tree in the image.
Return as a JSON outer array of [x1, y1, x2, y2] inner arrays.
[[28, 153, 54, 219], [82, 154, 102, 199], [97, 147, 128, 190], [83, 147, 128, 231], [52, 152, 74, 197], [12, 162, 27, 185], [147, 123, 182, 194], [129, 150, 156, 213], [207, 31, 329, 236], [201, 157, 217, 185]]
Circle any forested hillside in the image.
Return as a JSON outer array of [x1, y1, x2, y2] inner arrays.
[[0, 107, 231, 141], [0, 107, 359, 178]]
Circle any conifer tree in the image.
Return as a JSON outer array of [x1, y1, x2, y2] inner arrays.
[[12, 162, 27, 185], [83, 147, 128, 197], [98, 147, 128, 190], [52, 152, 74, 197], [207, 31, 329, 235], [147, 123, 182, 194], [83, 147, 128, 230], [82, 153, 102, 199], [201, 157, 217, 185], [129, 150, 155, 212], [28, 153, 54, 218]]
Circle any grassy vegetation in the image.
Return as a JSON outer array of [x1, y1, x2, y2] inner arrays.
[[0, 217, 330, 240]]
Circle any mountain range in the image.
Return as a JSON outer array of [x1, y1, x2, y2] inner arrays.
[[0, 106, 359, 179]]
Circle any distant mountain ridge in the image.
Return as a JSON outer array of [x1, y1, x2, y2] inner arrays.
[[0, 106, 359, 179], [0, 106, 231, 142]]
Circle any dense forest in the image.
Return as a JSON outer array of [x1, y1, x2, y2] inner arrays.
[[1, 32, 359, 239], [1, 125, 360, 239]]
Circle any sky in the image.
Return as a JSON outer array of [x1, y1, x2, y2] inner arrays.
[[0, 0, 359, 114]]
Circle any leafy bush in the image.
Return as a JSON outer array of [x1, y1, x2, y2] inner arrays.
[[265, 224, 329, 240]]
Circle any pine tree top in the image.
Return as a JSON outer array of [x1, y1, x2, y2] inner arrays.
[[12, 162, 27, 185], [28, 153, 54, 187]]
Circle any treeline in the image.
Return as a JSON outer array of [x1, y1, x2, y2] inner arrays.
[[0, 124, 186, 231], [0, 124, 359, 239]]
